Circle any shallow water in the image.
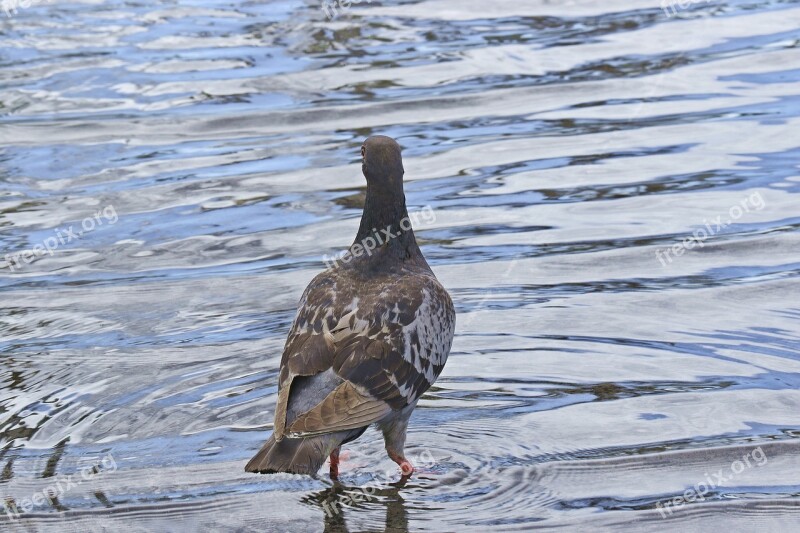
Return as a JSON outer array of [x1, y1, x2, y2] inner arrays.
[[1, 0, 800, 530]]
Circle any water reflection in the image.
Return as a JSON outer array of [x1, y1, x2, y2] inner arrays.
[[303, 481, 410, 533]]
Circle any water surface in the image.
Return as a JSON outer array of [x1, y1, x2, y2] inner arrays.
[[1, 0, 800, 530]]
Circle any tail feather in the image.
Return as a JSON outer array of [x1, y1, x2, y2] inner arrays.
[[245, 434, 337, 475]]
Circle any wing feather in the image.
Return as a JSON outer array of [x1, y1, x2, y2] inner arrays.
[[287, 380, 392, 437], [272, 271, 454, 440]]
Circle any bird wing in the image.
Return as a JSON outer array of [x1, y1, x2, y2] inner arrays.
[[273, 274, 454, 440], [285, 380, 392, 437]]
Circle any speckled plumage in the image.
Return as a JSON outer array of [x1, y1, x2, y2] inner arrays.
[[245, 136, 455, 477]]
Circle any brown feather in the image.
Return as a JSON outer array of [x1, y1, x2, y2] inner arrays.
[[287, 380, 392, 437]]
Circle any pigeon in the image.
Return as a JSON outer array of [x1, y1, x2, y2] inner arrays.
[[245, 135, 455, 478]]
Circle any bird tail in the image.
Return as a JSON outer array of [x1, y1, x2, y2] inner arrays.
[[245, 434, 336, 475]]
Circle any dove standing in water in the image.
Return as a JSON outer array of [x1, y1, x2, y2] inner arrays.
[[245, 135, 455, 478]]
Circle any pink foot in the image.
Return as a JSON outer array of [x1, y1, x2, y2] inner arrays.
[[388, 450, 414, 477], [399, 460, 414, 476]]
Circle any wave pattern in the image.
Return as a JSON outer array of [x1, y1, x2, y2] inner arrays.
[[1, 0, 800, 530]]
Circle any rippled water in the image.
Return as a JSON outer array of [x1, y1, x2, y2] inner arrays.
[[2, 0, 800, 530]]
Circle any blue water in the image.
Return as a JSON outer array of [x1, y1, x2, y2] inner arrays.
[[2, 0, 800, 530]]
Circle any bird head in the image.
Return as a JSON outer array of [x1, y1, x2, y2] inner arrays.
[[361, 136, 405, 194]]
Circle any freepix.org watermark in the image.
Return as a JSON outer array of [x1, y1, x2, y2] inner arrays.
[[661, 0, 713, 18], [323, 205, 436, 269], [2, 0, 53, 18], [656, 446, 768, 518], [655, 192, 765, 267], [3, 452, 117, 519], [321, 0, 373, 20], [3, 204, 118, 272]]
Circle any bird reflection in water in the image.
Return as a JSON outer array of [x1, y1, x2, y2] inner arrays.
[[302, 477, 411, 533]]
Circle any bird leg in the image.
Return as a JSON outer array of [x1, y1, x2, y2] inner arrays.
[[329, 446, 341, 480], [387, 449, 414, 477], [380, 413, 414, 477]]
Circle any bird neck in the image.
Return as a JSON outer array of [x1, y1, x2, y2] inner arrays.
[[352, 183, 420, 261]]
